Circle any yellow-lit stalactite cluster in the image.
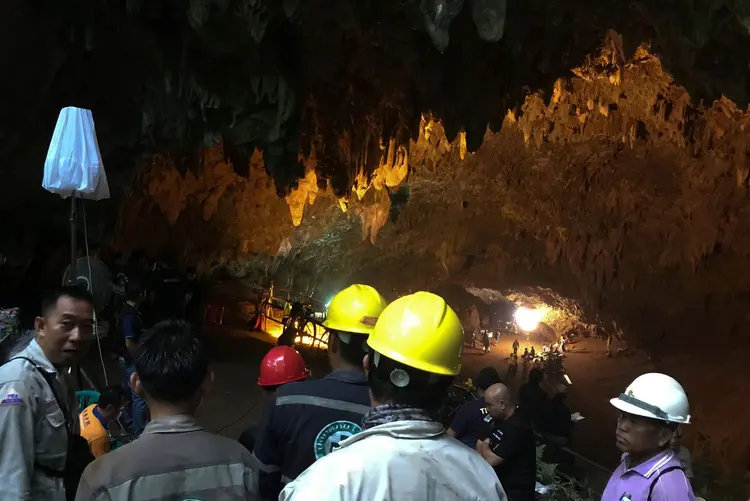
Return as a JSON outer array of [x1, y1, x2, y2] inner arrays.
[[282, 116, 474, 231], [285, 168, 320, 227], [142, 148, 242, 225], [351, 138, 410, 201]]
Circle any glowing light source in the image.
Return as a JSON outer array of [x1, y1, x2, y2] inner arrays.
[[514, 306, 543, 332]]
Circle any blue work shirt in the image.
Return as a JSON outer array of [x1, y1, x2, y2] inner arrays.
[[92, 406, 108, 431], [449, 396, 492, 449], [253, 369, 370, 500], [116, 303, 143, 364]]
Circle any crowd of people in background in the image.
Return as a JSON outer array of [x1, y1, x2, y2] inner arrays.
[[0, 255, 708, 501]]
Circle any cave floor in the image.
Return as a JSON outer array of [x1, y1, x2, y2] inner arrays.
[[193, 280, 656, 473], [192, 323, 649, 476]]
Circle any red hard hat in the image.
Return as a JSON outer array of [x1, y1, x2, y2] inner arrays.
[[258, 346, 310, 387]]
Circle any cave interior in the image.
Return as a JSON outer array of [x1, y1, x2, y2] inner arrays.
[[2, 0, 750, 478]]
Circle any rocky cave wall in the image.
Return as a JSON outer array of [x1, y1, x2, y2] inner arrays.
[[118, 42, 750, 469]]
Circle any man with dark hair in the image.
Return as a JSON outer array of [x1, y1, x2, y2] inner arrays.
[[75, 320, 259, 501], [254, 284, 387, 500], [447, 366, 502, 448], [79, 387, 124, 458], [281, 292, 507, 501], [115, 276, 149, 438], [0, 286, 95, 501]]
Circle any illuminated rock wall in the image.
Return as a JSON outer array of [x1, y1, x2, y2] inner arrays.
[[118, 44, 750, 470]]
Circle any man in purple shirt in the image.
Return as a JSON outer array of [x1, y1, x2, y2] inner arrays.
[[602, 373, 697, 501]]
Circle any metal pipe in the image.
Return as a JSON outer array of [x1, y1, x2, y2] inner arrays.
[[69, 192, 77, 285]]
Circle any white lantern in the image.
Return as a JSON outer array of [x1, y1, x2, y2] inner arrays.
[[42, 107, 110, 200]]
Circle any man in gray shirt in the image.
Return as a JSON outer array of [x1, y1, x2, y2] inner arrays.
[[0, 286, 95, 501], [75, 320, 259, 501]]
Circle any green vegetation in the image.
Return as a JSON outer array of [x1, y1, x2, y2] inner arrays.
[[692, 458, 750, 501], [536, 445, 598, 501]]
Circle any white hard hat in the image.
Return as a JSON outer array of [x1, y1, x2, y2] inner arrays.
[[610, 373, 691, 424]]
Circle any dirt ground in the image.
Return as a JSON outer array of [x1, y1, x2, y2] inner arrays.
[[462, 334, 653, 470], [149, 280, 646, 475], [182, 321, 643, 475], [68, 276, 671, 485]]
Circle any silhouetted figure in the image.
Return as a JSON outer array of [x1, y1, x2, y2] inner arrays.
[[277, 301, 304, 347], [519, 368, 548, 428], [539, 389, 575, 476]]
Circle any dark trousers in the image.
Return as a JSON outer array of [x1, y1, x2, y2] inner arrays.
[[239, 424, 258, 453]]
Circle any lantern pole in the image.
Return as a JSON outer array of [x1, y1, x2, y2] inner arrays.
[[69, 191, 77, 286]]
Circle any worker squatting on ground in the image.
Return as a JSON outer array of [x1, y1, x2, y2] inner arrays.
[[280, 291, 508, 501], [477, 383, 537, 501], [79, 386, 124, 458], [75, 320, 259, 501], [0, 287, 96, 501], [602, 372, 697, 501], [447, 366, 502, 448], [252, 284, 388, 500], [238, 345, 310, 452]]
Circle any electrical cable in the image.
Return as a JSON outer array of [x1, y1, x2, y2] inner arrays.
[[215, 394, 262, 434], [81, 198, 109, 386]]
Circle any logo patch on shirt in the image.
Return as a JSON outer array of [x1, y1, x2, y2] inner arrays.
[[0, 388, 24, 406], [313, 420, 361, 460], [490, 429, 504, 443]]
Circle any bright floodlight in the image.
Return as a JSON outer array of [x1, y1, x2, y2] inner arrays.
[[514, 306, 542, 332]]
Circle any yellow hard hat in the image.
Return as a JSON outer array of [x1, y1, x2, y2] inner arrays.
[[367, 291, 463, 376], [323, 284, 388, 335]]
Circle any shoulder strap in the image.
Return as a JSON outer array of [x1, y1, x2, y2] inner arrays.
[[6, 357, 72, 425], [647, 465, 684, 501]]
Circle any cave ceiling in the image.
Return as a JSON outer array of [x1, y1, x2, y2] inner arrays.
[[3, 0, 750, 212]]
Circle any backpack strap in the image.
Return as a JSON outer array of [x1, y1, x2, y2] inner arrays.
[[6, 357, 73, 425], [647, 465, 684, 501]]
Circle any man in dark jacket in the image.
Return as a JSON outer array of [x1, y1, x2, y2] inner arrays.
[[478, 383, 536, 501], [519, 367, 548, 427], [447, 367, 502, 448], [253, 285, 387, 500]]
